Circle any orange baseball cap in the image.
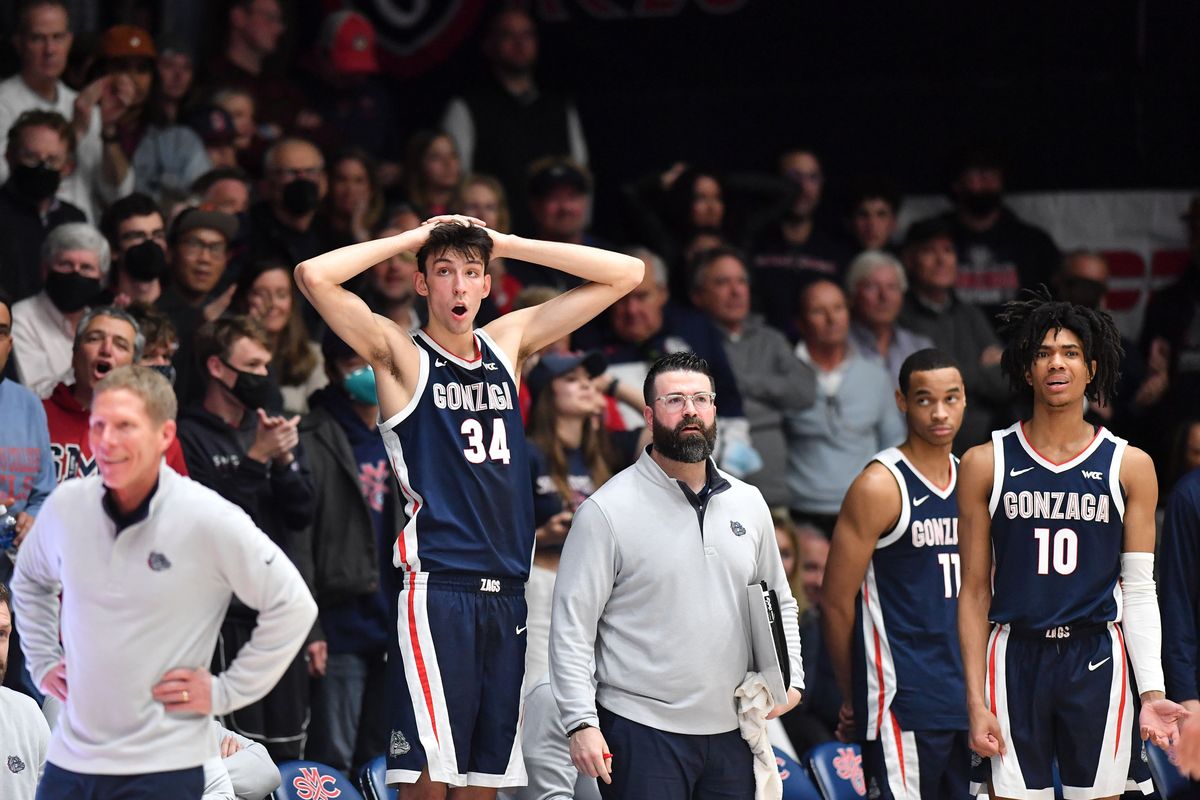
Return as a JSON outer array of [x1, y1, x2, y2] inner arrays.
[[99, 25, 158, 60]]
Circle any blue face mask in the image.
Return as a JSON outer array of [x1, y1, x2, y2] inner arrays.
[[343, 365, 377, 406]]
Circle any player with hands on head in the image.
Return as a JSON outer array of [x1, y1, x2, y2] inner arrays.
[[296, 214, 642, 797], [822, 348, 971, 798], [957, 289, 1187, 800]]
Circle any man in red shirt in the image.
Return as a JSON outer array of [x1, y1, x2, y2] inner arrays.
[[43, 305, 187, 482]]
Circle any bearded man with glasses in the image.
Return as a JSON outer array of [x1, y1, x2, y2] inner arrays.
[[551, 351, 804, 800]]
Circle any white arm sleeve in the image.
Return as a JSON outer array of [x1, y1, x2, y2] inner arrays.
[[1121, 552, 1165, 695]]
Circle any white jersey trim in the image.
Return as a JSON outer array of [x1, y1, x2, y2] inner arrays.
[[1014, 421, 1110, 474], [475, 327, 519, 386], [416, 329, 484, 370], [379, 344, 430, 433], [988, 427, 1008, 518], [1108, 436, 1127, 522], [860, 562, 898, 741], [873, 448, 911, 550]]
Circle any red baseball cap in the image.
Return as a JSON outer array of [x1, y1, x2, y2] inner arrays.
[[319, 11, 379, 75]]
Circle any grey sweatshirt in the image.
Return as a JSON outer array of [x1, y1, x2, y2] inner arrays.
[[0, 687, 49, 800], [550, 449, 804, 736], [11, 463, 317, 775]]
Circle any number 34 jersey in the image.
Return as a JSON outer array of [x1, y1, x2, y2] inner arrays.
[[853, 447, 966, 736], [986, 422, 1127, 631], [380, 329, 534, 580]]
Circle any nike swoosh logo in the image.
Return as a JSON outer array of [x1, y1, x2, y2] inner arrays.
[[434, 359, 447, 367], [1088, 657, 1111, 672], [913, 495, 930, 507], [1010, 466, 1036, 477], [265, 553, 277, 565], [515, 625, 527, 635]]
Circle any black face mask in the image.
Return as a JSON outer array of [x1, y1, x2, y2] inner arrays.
[[960, 190, 1002, 217], [122, 240, 167, 282], [10, 162, 61, 203], [1058, 276, 1107, 310], [221, 360, 280, 412], [44, 270, 101, 313], [281, 179, 320, 216], [148, 363, 176, 385]]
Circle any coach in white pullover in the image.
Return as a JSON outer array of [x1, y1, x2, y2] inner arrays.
[[12, 366, 316, 798], [550, 353, 804, 800]]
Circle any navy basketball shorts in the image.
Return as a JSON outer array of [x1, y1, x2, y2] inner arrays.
[[861, 717, 972, 799], [386, 572, 528, 788], [979, 622, 1152, 799]]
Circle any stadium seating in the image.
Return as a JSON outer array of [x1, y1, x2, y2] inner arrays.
[[774, 745, 823, 799], [274, 760, 364, 800], [358, 755, 397, 800], [1146, 741, 1190, 799], [806, 741, 867, 799]]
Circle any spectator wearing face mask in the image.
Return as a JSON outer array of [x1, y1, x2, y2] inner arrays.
[[292, 331, 399, 776], [232, 262, 327, 415], [99, 192, 168, 307], [12, 222, 109, 397], [175, 315, 314, 761], [0, 110, 86, 302], [156, 206, 239, 407], [1050, 251, 1153, 444], [126, 301, 179, 386], [919, 146, 1060, 325]]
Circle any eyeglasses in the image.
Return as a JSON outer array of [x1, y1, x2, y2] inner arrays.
[[655, 392, 716, 412], [179, 237, 227, 257], [15, 153, 68, 171]]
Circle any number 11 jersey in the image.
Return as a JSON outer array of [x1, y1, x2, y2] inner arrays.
[[986, 422, 1126, 631], [380, 329, 534, 580]]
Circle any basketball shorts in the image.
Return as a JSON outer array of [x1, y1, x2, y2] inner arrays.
[[975, 622, 1152, 799], [861, 716, 971, 799], [385, 572, 528, 788]]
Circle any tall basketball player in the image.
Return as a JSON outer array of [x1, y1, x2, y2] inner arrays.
[[295, 216, 643, 799], [823, 348, 970, 799], [957, 292, 1185, 799]]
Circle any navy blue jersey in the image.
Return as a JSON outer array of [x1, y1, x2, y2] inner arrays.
[[986, 422, 1126, 630], [853, 448, 966, 736], [380, 330, 535, 580]]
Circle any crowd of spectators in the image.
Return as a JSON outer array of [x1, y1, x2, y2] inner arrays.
[[1, 0, 1199, 795]]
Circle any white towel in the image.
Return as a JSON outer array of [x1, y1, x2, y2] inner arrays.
[[735, 672, 782, 800]]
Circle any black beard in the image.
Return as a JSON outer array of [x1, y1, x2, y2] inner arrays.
[[652, 413, 716, 464]]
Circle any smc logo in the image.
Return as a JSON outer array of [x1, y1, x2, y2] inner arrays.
[[292, 767, 341, 799]]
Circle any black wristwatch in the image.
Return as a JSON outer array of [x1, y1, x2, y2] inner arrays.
[[566, 722, 593, 739]]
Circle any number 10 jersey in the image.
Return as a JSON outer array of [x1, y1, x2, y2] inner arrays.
[[986, 422, 1127, 631], [380, 329, 535, 580]]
